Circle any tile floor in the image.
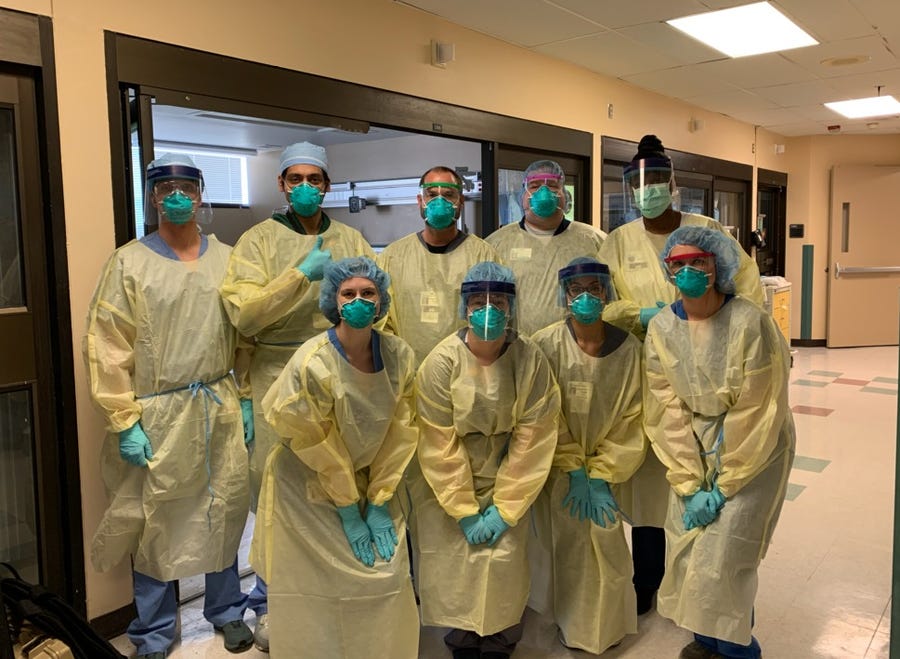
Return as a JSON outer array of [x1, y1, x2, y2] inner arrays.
[[111, 346, 898, 658]]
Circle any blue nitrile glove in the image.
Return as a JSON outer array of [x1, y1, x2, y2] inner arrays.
[[240, 399, 254, 445], [459, 513, 490, 545], [336, 503, 375, 567], [365, 501, 398, 561], [682, 488, 725, 531], [588, 478, 620, 528], [118, 421, 153, 467], [296, 235, 332, 281], [482, 505, 511, 546], [639, 301, 666, 329], [562, 469, 591, 521]]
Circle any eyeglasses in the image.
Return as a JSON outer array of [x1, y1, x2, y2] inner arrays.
[[421, 183, 462, 203], [664, 251, 714, 274], [284, 172, 326, 188], [154, 180, 200, 198], [566, 282, 604, 297], [525, 176, 563, 192]]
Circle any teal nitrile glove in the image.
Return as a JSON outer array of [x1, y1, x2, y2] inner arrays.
[[297, 235, 331, 281], [588, 477, 619, 528], [240, 398, 254, 445], [682, 489, 723, 530], [336, 503, 375, 567], [482, 505, 511, 546], [118, 421, 153, 467], [562, 469, 591, 521], [639, 301, 666, 329], [459, 513, 490, 545], [365, 501, 398, 561]]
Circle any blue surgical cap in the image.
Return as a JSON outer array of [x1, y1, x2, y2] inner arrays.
[[459, 261, 517, 319], [662, 226, 740, 294], [319, 256, 391, 325], [556, 256, 616, 307], [279, 142, 328, 175], [146, 153, 202, 183]]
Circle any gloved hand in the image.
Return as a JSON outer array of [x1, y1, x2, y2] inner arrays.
[[562, 469, 591, 521], [240, 398, 254, 445], [336, 503, 375, 567], [118, 422, 154, 467], [639, 301, 666, 329], [682, 487, 725, 531], [482, 505, 510, 546], [365, 501, 398, 561], [459, 513, 490, 545], [588, 477, 619, 527], [296, 235, 331, 281]]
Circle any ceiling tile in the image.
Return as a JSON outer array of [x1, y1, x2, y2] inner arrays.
[[622, 65, 737, 100], [535, 31, 679, 78], [546, 0, 708, 29], [773, 0, 874, 41], [753, 80, 841, 107], [616, 22, 726, 66], [683, 89, 779, 116], [692, 53, 819, 89], [781, 36, 897, 79]]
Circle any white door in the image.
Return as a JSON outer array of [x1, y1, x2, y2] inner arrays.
[[827, 165, 900, 347]]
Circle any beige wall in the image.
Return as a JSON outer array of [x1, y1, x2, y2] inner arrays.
[[4, 0, 898, 619]]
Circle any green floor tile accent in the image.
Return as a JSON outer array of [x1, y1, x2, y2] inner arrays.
[[793, 379, 829, 387], [785, 483, 805, 501], [792, 455, 830, 473], [861, 386, 898, 395], [808, 370, 842, 377], [873, 377, 898, 384]]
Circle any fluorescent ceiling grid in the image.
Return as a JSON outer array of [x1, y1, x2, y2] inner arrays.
[[824, 95, 900, 118], [667, 2, 818, 58]]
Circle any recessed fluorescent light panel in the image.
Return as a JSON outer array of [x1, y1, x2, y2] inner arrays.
[[824, 95, 900, 119], [667, 1, 818, 58]]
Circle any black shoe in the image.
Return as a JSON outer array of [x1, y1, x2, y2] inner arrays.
[[636, 587, 656, 615], [452, 649, 480, 659], [214, 619, 254, 653], [481, 653, 511, 659]]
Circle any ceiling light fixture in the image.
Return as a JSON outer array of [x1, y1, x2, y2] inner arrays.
[[825, 87, 900, 119], [666, 1, 817, 58]]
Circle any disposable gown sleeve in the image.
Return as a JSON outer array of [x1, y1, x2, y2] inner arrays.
[[643, 327, 705, 497], [415, 351, 480, 520], [366, 350, 418, 505], [733, 249, 765, 306], [600, 299, 645, 338], [716, 314, 790, 497], [492, 349, 561, 525], [261, 345, 359, 506], [551, 416, 584, 472], [219, 228, 312, 337], [83, 251, 141, 433], [232, 334, 255, 399], [586, 357, 645, 483]]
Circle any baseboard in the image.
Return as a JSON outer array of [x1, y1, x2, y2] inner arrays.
[[91, 602, 135, 640], [790, 339, 826, 347]]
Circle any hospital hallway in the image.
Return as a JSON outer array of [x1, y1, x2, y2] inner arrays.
[[110, 345, 898, 659]]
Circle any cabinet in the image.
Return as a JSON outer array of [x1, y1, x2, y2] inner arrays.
[[763, 280, 791, 344]]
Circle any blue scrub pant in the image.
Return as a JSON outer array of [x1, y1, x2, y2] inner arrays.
[[694, 633, 761, 659], [246, 574, 267, 616], [128, 559, 247, 655]]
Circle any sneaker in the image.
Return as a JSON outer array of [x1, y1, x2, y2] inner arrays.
[[254, 613, 270, 652], [214, 619, 254, 653], [679, 640, 724, 659]]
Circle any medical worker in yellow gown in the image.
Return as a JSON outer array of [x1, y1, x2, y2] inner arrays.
[[251, 256, 419, 658], [597, 135, 765, 615], [530, 257, 645, 654], [85, 154, 252, 658], [643, 226, 794, 659], [486, 159, 605, 336], [219, 142, 373, 648], [416, 261, 560, 659]]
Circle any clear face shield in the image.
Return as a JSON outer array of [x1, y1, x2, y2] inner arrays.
[[419, 181, 463, 229], [144, 165, 212, 228], [623, 157, 677, 219], [459, 280, 516, 341]]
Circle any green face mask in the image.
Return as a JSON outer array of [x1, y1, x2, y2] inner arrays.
[[632, 183, 672, 219], [290, 183, 323, 217], [339, 297, 377, 329], [468, 304, 508, 341], [528, 185, 560, 218], [674, 266, 710, 298], [161, 191, 195, 224], [569, 292, 603, 324], [424, 196, 457, 229]]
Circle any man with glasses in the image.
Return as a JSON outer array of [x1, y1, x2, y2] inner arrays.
[[85, 154, 254, 658], [486, 159, 605, 336], [219, 141, 374, 651], [377, 165, 498, 365]]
